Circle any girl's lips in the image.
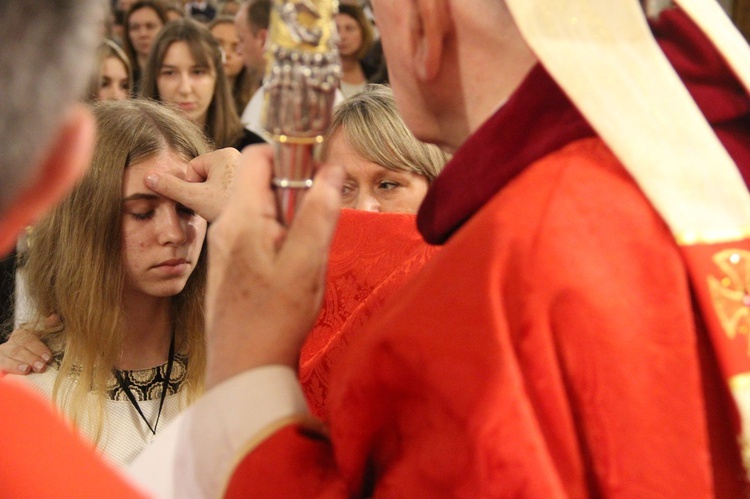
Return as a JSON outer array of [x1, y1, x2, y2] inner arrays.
[[152, 261, 190, 276]]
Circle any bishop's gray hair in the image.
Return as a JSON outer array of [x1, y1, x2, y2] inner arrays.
[[0, 0, 102, 211]]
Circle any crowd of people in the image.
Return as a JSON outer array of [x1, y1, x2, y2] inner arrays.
[[2, 0, 750, 497], [0, 0, 404, 345], [1, 0, 443, 468]]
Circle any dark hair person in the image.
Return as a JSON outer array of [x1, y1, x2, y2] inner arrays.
[[122, 0, 168, 93], [140, 18, 264, 149], [335, 4, 377, 98], [209, 15, 257, 115]]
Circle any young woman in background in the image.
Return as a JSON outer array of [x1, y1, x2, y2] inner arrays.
[[86, 39, 133, 102], [123, 0, 168, 93], [141, 18, 264, 150], [335, 4, 378, 98], [209, 16, 258, 116]]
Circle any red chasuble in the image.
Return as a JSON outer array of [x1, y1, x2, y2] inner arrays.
[[0, 373, 145, 498], [225, 7, 750, 497], [300, 209, 440, 420]]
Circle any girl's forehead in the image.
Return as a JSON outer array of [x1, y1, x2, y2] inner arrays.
[[123, 151, 190, 190], [164, 40, 213, 66]]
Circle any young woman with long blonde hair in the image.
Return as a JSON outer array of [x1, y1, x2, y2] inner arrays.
[[13, 99, 208, 466]]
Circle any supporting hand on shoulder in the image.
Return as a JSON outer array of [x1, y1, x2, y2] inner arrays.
[[0, 322, 55, 374]]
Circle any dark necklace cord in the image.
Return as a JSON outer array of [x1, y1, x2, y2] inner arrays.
[[115, 331, 176, 436]]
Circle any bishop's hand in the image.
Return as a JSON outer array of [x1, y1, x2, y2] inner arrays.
[[203, 144, 343, 389]]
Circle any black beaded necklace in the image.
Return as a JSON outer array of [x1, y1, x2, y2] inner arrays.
[[114, 332, 175, 436]]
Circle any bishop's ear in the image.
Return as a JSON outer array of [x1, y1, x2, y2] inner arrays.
[[0, 104, 95, 256], [412, 0, 451, 82]]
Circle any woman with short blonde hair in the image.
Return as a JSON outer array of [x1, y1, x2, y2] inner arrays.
[[320, 85, 448, 213]]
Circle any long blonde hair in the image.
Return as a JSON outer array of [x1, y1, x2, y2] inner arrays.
[[22, 99, 209, 441]]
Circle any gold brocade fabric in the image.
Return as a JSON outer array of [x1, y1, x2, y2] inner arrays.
[[49, 350, 188, 402]]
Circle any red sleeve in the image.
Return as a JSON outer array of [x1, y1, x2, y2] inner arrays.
[[223, 140, 746, 497], [224, 425, 349, 498], [224, 208, 569, 497], [320, 139, 736, 496], [0, 374, 146, 498]]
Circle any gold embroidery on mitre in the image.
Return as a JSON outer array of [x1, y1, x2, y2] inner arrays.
[[707, 249, 750, 352]]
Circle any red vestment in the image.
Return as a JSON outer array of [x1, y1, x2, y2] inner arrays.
[[225, 7, 750, 497], [0, 373, 145, 498], [300, 209, 440, 420]]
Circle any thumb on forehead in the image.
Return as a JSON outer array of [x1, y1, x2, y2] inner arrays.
[[144, 172, 194, 204]]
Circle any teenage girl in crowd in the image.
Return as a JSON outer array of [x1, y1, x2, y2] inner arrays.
[[7, 38, 135, 339], [11, 100, 208, 467], [2, 84, 446, 419], [209, 16, 258, 116], [140, 18, 265, 150], [335, 4, 379, 99], [123, 0, 168, 94], [86, 39, 133, 102]]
